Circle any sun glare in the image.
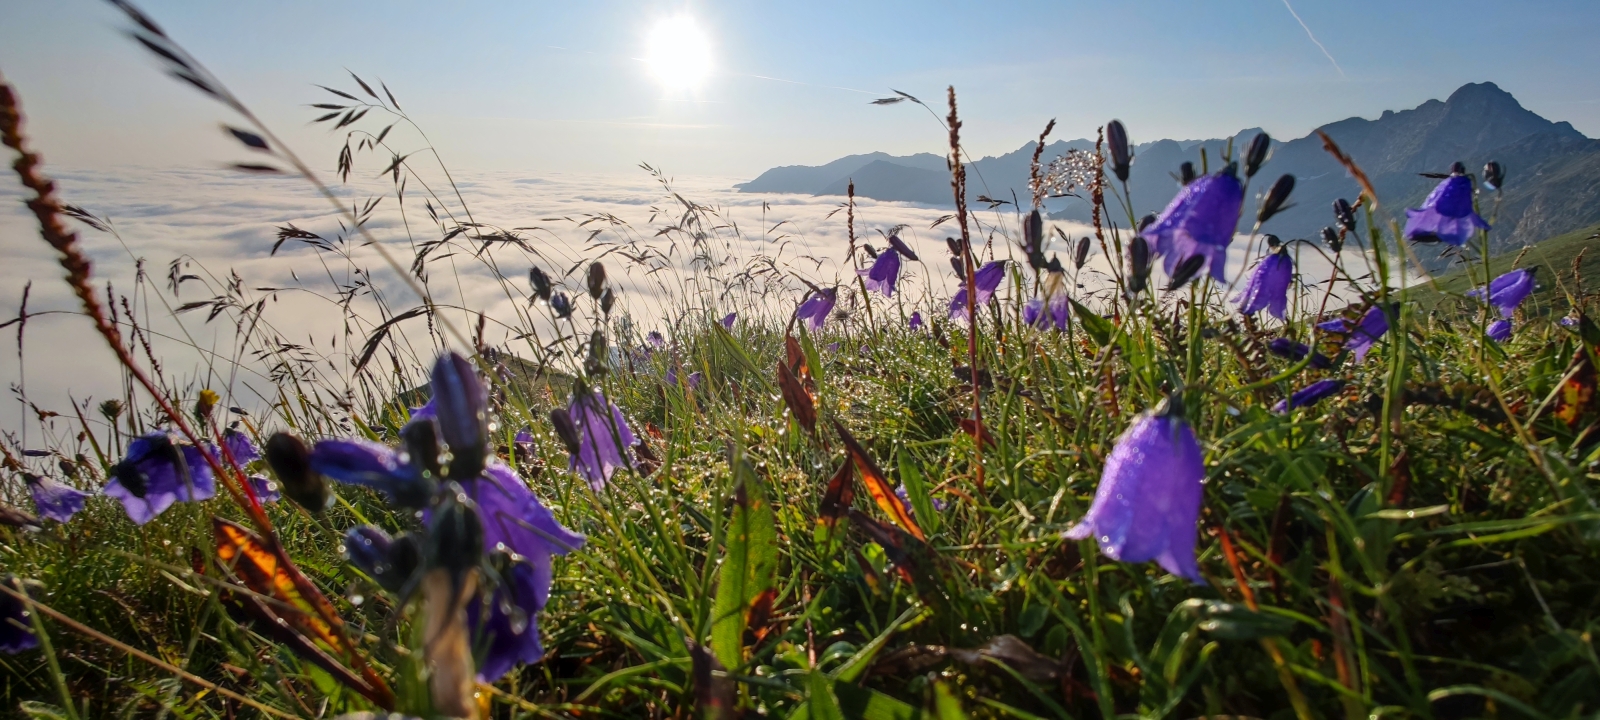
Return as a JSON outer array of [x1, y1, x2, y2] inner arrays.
[[644, 16, 712, 91]]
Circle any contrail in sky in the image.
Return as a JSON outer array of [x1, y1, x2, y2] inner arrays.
[[1280, 0, 1346, 77]]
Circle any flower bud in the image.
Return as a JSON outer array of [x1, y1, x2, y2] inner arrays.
[[600, 288, 616, 315], [1127, 235, 1151, 294], [344, 525, 420, 594], [528, 266, 552, 301], [1022, 210, 1045, 269], [950, 257, 965, 279], [887, 235, 918, 261], [1321, 226, 1343, 254], [428, 488, 484, 580], [945, 236, 964, 257], [1244, 132, 1271, 179], [1333, 198, 1356, 233], [550, 292, 573, 319], [1179, 161, 1196, 186], [548, 408, 581, 455], [1074, 236, 1091, 269], [1483, 161, 1505, 190], [586, 262, 606, 300], [1450, 161, 1466, 175], [584, 330, 609, 378], [1105, 120, 1131, 182], [1256, 174, 1295, 224], [429, 351, 488, 481], [1165, 254, 1207, 291], [1137, 213, 1157, 234], [1265, 234, 1282, 250], [264, 432, 331, 512]]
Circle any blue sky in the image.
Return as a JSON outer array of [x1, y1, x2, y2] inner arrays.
[[2, 0, 1598, 177]]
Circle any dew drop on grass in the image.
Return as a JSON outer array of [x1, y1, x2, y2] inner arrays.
[[509, 607, 529, 635]]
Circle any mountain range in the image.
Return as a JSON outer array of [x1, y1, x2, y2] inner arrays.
[[735, 83, 1600, 268]]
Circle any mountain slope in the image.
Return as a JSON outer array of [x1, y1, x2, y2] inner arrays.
[[738, 83, 1596, 268]]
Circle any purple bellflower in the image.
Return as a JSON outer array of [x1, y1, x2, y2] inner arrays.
[[309, 436, 433, 508], [1487, 319, 1513, 343], [105, 433, 217, 525], [859, 246, 904, 297], [688, 371, 704, 390], [26, 474, 91, 523], [1404, 169, 1489, 246], [1234, 250, 1294, 319], [1140, 167, 1244, 283], [247, 475, 281, 503], [908, 311, 924, 331], [1065, 402, 1205, 582], [720, 312, 737, 329], [0, 579, 37, 653], [222, 428, 259, 466], [458, 462, 585, 681], [1560, 315, 1578, 328], [948, 261, 1007, 321], [1344, 306, 1390, 363], [1023, 294, 1070, 331], [1266, 338, 1331, 369], [565, 389, 636, 489], [1273, 379, 1344, 413], [1468, 267, 1537, 318], [796, 288, 838, 332], [646, 331, 665, 349]]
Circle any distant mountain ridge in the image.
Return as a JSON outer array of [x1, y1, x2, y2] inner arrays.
[[736, 83, 1599, 266]]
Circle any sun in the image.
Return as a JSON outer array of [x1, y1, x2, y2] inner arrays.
[[643, 16, 712, 91]]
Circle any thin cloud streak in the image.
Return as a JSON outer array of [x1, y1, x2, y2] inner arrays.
[[1281, 0, 1346, 78]]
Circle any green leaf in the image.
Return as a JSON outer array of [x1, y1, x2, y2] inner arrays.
[[1068, 298, 1113, 347], [1193, 600, 1296, 641], [897, 452, 939, 535], [932, 682, 968, 720], [710, 448, 779, 671]]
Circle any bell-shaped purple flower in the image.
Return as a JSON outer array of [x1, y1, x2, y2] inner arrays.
[[1560, 315, 1578, 328], [720, 312, 738, 329], [1404, 172, 1489, 246], [222, 428, 259, 466], [1467, 268, 1537, 318], [0, 578, 37, 653], [458, 462, 586, 680], [566, 389, 636, 489], [1487, 319, 1512, 343], [1343, 306, 1390, 363], [430, 351, 489, 480], [343, 524, 419, 594], [1140, 168, 1244, 283], [908, 311, 925, 331], [646, 331, 665, 349], [859, 247, 903, 297], [1266, 338, 1331, 369], [796, 288, 837, 332], [247, 475, 281, 503], [1273, 379, 1344, 413], [104, 432, 217, 525], [309, 437, 432, 508], [688, 371, 704, 390], [948, 261, 1007, 321], [26, 474, 91, 523], [1065, 404, 1204, 582], [1233, 250, 1294, 320], [1022, 294, 1070, 331]]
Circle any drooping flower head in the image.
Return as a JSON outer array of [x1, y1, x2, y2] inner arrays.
[[796, 288, 837, 332], [948, 261, 1007, 321], [908, 311, 925, 331], [247, 475, 281, 503], [645, 331, 665, 349], [26, 473, 91, 523], [859, 246, 903, 297], [720, 312, 737, 329], [455, 462, 585, 680], [1403, 166, 1490, 246], [0, 577, 37, 654], [564, 388, 636, 490], [1023, 294, 1070, 331], [1233, 249, 1294, 320], [1467, 267, 1537, 318], [1266, 338, 1331, 369], [222, 428, 259, 466], [1065, 399, 1205, 582], [1320, 305, 1391, 363], [1487, 319, 1512, 343], [104, 432, 217, 525], [1273, 379, 1344, 413], [1140, 166, 1244, 283]]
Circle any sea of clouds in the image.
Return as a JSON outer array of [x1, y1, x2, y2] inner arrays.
[[0, 163, 1385, 441]]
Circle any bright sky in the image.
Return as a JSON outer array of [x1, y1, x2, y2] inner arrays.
[[1, 0, 1598, 178]]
